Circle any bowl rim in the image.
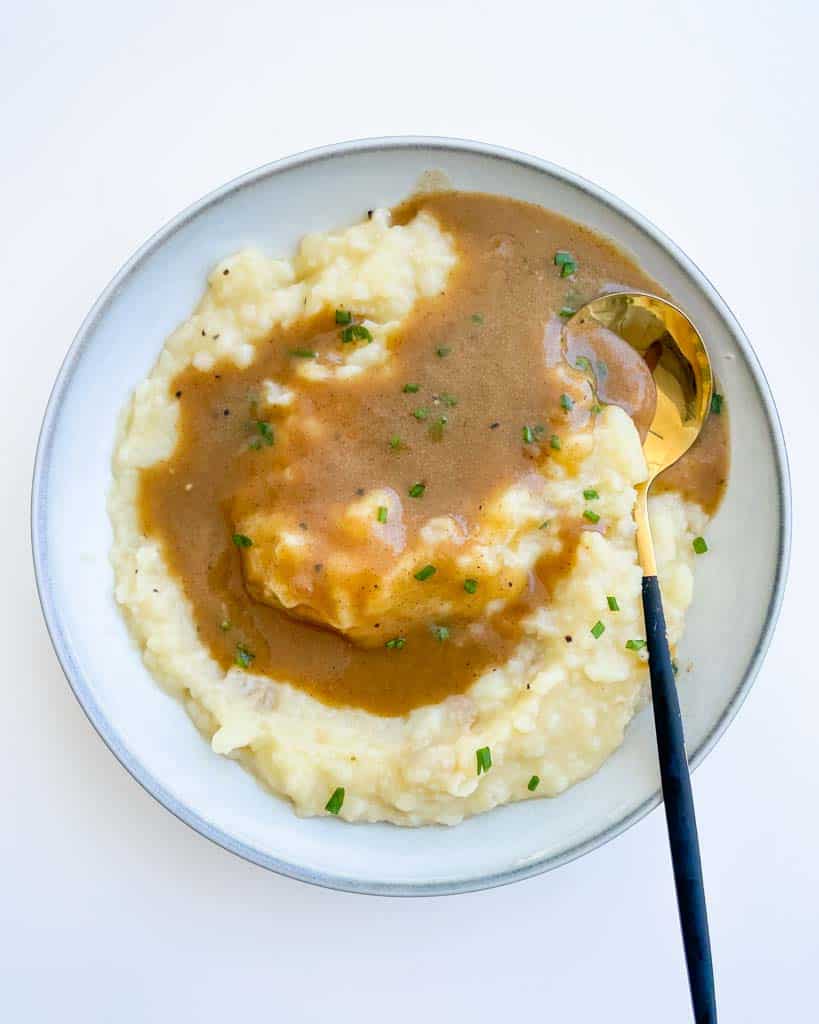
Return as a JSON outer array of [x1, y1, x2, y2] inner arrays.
[[31, 135, 792, 897]]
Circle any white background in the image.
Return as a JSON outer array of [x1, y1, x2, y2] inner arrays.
[[2, 1, 816, 1020]]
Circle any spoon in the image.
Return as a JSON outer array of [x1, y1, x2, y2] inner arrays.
[[564, 292, 717, 1023]]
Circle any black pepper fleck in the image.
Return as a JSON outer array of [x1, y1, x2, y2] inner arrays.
[[175, 390, 182, 398], [565, 635, 573, 643], [490, 422, 500, 429]]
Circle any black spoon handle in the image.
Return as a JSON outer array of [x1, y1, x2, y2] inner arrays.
[[642, 574, 717, 1024]]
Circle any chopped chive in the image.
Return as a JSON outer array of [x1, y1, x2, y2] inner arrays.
[[692, 536, 708, 554], [325, 787, 345, 814], [340, 324, 372, 343], [249, 438, 262, 450], [436, 345, 451, 357], [522, 425, 535, 444], [235, 643, 255, 668], [591, 403, 602, 415], [389, 436, 403, 450], [560, 261, 577, 278], [471, 313, 484, 324], [432, 625, 450, 642], [256, 420, 274, 446], [439, 392, 458, 406], [403, 382, 420, 393], [607, 595, 620, 611], [408, 482, 426, 498], [385, 636, 406, 649], [335, 308, 352, 325], [527, 775, 540, 792], [377, 506, 388, 524], [554, 250, 573, 267], [412, 407, 429, 421], [289, 348, 316, 358], [429, 415, 448, 441], [626, 639, 647, 651], [414, 564, 437, 582], [219, 619, 232, 631], [591, 620, 605, 639], [583, 488, 599, 500], [711, 393, 723, 414], [559, 306, 576, 318], [232, 533, 253, 548], [464, 578, 479, 594], [575, 355, 592, 372], [539, 520, 551, 529], [560, 393, 574, 412], [476, 746, 492, 775], [550, 434, 562, 450], [583, 509, 600, 523]]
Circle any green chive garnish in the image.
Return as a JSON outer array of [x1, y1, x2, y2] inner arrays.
[[335, 309, 352, 325], [607, 595, 620, 611], [340, 324, 372, 343], [626, 639, 647, 651], [325, 787, 345, 814], [385, 637, 406, 649], [550, 434, 561, 450], [377, 506, 388, 524], [560, 393, 574, 411], [559, 306, 576, 318], [471, 313, 484, 324], [527, 775, 540, 791], [232, 533, 253, 548], [408, 482, 426, 498], [429, 416, 448, 440], [289, 348, 316, 358], [235, 643, 255, 668], [522, 425, 535, 444], [476, 746, 492, 775], [389, 436, 403, 450], [403, 382, 420, 393], [432, 625, 450, 642], [412, 407, 429, 421], [711, 393, 723, 414], [583, 488, 599, 500], [436, 345, 451, 357], [591, 403, 602, 415], [439, 392, 458, 406], [692, 536, 708, 554], [219, 619, 232, 631], [464, 578, 478, 594], [560, 259, 577, 278], [539, 520, 551, 529], [414, 564, 436, 582], [591, 621, 605, 639], [256, 421, 274, 446], [554, 250, 572, 266], [575, 356, 592, 372], [583, 509, 600, 524]]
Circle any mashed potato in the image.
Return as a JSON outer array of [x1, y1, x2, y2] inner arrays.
[[110, 204, 707, 826]]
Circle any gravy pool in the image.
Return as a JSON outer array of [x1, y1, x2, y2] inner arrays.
[[138, 192, 728, 715]]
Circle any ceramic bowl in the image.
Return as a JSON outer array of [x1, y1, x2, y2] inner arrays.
[[32, 138, 791, 895]]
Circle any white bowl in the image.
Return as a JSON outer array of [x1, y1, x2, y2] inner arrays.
[[32, 138, 791, 895]]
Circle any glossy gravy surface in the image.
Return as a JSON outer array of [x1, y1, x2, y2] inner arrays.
[[139, 192, 728, 715]]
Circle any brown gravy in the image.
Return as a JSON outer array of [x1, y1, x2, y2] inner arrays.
[[138, 192, 728, 715]]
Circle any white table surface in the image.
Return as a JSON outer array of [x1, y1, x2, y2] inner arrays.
[[2, 1, 816, 1020]]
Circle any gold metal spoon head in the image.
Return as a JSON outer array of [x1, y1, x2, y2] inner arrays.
[[564, 292, 713, 574]]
